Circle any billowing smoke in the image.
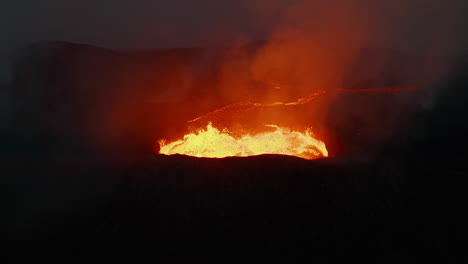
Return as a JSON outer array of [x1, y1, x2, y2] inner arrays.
[[215, 0, 458, 100], [205, 0, 461, 156]]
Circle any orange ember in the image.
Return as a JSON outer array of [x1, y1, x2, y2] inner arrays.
[[158, 123, 328, 160]]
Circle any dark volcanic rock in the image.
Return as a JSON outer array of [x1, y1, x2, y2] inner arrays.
[[3, 152, 467, 262]]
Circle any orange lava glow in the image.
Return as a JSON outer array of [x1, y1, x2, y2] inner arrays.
[[158, 123, 328, 160]]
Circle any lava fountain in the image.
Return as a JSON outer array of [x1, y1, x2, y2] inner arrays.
[[158, 123, 328, 160]]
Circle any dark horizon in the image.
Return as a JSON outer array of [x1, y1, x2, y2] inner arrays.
[[1, 0, 467, 53]]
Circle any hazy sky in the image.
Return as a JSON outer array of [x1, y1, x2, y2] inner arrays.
[[0, 0, 467, 53]]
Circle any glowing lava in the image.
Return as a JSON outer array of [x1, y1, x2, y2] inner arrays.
[[158, 123, 328, 160]]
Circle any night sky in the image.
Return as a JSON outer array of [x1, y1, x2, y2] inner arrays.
[[0, 0, 467, 52]]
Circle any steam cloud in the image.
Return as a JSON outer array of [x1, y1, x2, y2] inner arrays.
[[215, 0, 458, 102], [207, 0, 461, 155]]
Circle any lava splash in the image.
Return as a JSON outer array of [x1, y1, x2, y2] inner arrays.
[[158, 123, 328, 160]]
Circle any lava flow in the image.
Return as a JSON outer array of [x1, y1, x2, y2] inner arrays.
[[158, 123, 328, 160]]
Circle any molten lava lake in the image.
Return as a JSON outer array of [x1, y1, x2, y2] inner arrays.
[[158, 123, 328, 160]]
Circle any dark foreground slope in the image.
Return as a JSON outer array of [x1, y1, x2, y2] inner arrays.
[[3, 153, 467, 262]]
